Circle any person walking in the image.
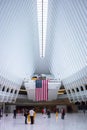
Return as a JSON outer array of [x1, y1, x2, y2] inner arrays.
[[0, 108, 1, 120], [13, 109, 16, 119], [47, 109, 51, 118], [61, 108, 65, 119], [27, 112, 31, 124], [24, 110, 28, 124], [56, 110, 58, 121], [29, 108, 35, 124]]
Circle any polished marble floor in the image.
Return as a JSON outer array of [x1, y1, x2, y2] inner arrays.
[[0, 113, 87, 130]]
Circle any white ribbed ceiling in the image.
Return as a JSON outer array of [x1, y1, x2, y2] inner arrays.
[[0, 0, 86, 85], [47, 0, 87, 80]]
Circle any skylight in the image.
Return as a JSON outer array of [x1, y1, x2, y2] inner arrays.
[[37, 0, 48, 58]]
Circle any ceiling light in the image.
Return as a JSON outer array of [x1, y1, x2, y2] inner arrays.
[[37, 0, 48, 58]]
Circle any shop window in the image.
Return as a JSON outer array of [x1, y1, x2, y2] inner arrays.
[[2, 86, 5, 91], [72, 89, 75, 93], [14, 90, 17, 94], [68, 89, 71, 94], [80, 86, 84, 91], [6, 88, 9, 92], [85, 85, 87, 90], [11, 89, 13, 93], [76, 88, 79, 92]]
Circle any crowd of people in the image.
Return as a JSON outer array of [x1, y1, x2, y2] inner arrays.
[[0, 106, 66, 124], [13, 107, 66, 124], [14, 107, 66, 124], [42, 107, 65, 120]]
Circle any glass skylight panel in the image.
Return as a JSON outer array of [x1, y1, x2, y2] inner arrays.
[[37, 0, 48, 58]]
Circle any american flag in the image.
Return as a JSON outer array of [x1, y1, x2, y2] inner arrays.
[[35, 80, 48, 101]]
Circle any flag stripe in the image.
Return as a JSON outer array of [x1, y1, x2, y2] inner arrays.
[[35, 80, 48, 101]]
